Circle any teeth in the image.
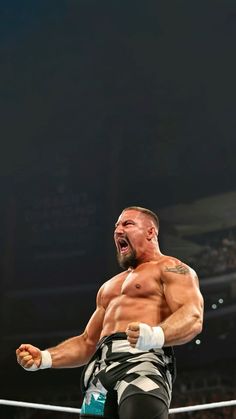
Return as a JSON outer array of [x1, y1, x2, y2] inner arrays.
[[117, 238, 129, 251]]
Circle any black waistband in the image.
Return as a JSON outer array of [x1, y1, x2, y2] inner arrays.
[[97, 332, 127, 349], [97, 332, 174, 357]]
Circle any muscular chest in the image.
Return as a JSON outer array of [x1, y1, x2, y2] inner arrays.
[[120, 270, 160, 297], [103, 268, 163, 307]]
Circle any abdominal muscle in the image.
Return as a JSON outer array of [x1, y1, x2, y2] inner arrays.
[[100, 294, 171, 338]]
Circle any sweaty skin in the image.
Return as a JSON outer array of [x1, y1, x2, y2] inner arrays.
[[16, 209, 204, 370]]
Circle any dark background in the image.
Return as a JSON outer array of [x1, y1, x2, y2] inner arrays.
[[1, 0, 236, 415]]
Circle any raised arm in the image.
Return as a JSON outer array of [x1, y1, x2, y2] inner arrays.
[[16, 287, 106, 370], [159, 259, 204, 346]]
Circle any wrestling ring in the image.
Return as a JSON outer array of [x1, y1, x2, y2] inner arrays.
[[1, 398, 236, 416]]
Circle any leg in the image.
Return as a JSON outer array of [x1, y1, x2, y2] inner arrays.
[[119, 394, 168, 419], [80, 386, 119, 419]]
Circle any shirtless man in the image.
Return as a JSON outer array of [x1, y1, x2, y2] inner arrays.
[[16, 206, 204, 419]]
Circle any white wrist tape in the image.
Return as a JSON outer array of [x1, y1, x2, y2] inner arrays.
[[135, 323, 165, 351], [24, 350, 52, 372]]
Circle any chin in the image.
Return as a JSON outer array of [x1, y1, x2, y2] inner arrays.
[[117, 251, 138, 270]]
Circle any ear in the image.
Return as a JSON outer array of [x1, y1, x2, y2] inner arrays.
[[147, 227, 156, 241]]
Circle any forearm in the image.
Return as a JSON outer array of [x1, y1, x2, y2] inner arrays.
[[46, 333, 97, 368], [160, 304, 203, 346]]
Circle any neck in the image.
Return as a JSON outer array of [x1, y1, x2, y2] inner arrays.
[[136, 242, 162, 265]]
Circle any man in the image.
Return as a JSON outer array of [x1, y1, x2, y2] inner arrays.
[[16, 206, 204, 419]]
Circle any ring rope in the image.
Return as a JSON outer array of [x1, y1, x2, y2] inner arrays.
[[0, 399, 80, 414], [1, 398, 236, 414]]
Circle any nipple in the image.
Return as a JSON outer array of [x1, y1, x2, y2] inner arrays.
[[135, 284, 141, 289]]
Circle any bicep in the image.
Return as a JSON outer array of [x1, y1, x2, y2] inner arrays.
[[83, 304, 105, 347], [162, 268, 203, 314], [83, 287, 106, 347]]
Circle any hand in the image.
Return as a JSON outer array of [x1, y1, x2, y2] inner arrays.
[[126, 322, 140, 347], [16, 344, 42, 369]]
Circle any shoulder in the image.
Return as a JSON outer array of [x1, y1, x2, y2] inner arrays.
[[160, 255, 190, 271], [97, 271, 127, 295], [105, 270, 127, 285], [157, 255, 197, 280], [96, 271, 127, 309]]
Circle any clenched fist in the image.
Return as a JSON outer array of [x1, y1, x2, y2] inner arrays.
[[126, 322, 165, 350], [126, 322, 140, 347], [16, 344, 42, 370]]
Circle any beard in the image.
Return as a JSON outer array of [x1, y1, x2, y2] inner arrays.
[[117, 247, 138, 270]]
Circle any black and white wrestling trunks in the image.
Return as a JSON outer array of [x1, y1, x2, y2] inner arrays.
[[80, 333, 176, 418]]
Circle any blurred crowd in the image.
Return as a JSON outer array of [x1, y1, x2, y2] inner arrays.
[[171, 389, 236, 418], [187, 229, 236, 278], [171, 366, 236, 418]]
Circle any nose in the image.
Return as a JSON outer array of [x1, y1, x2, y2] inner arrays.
[[114, 223, 124, 236]]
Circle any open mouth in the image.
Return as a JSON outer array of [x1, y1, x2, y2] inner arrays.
[[117, 238, 130, 254]]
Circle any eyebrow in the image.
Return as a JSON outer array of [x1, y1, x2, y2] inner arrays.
[[115, 219, 135, 228]]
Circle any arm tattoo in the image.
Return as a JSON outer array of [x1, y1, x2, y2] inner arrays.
[[165, 264, 189, 275]]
